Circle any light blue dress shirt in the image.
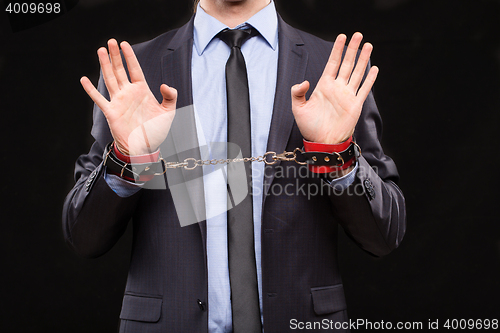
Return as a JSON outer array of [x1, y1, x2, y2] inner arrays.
[[105, 1, 357, 332], [192, 3, 278, 332]]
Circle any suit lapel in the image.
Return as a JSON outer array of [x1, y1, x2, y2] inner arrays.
[[161, 17, 207, 248], [263, 17, 308, 201]]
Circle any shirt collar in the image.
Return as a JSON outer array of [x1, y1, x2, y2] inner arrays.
[[193, 1, 278, 56]]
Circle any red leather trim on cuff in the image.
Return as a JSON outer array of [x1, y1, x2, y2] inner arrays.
[[303, 136, 352, 153], [303, 136, 354, 173], [113, 142, 160, 164]]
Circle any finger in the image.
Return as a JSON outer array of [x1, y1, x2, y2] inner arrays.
[[160, 84, 177, 110], [348, 42, 373, 89], [337, 32, 363, 82], [291, 80, 310, 110], [97, 47, 119, 96], [356, 66, 379, 101], [108, 39, 129, 87], [80, 76, 110, 113], [121, 41, 146, 83], [322, 34, 347, 79]]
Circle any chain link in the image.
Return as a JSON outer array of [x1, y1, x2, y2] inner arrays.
[[163, 148, 307, 170]]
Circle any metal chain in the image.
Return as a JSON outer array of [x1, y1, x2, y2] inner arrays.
[[161, 147, 307, 170]]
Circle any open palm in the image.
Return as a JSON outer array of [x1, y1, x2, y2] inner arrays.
[[291, 33, 379, 144], [81, 39, 177, 156]]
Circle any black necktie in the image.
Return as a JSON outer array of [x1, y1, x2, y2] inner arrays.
[[217, 28, 262, 332]]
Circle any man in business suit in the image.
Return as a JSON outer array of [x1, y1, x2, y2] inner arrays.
[[63, 0, 406, 332]]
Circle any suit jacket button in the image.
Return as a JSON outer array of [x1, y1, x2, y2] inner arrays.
[[197, 299, 206, 311]]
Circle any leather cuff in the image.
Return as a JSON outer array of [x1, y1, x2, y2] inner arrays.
[[103, 142, 165, 182], [302, 137, 360, 173]]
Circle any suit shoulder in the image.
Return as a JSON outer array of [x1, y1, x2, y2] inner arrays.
[[130, 28, 181, 58], [293, 28, 335, 67], [298, 29, 333, 48], [281, 21, 333, 57], [130, 15, 194, 59]]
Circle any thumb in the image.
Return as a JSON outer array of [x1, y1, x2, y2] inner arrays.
[[160, 84, 177, 109], [291, 81, 310, 110]]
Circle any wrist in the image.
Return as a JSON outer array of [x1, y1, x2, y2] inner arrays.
[[114, 142, 129, 156], [304, 132, 353, 146], [114, 141, 159, 159], [113, 142, 160, 164]]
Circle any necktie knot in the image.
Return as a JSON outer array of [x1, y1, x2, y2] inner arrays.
[[217, 28, 258, 48]]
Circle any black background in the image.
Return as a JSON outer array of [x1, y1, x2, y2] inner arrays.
[[1, 0, 499, 331]]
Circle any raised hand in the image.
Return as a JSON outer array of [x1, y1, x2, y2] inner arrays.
[[291, 32, 379, 144], [80, 39, 177, 156]]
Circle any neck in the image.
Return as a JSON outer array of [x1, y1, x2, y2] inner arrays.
[[199, 0, 270, 28]]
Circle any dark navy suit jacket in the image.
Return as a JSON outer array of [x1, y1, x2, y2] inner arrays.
[[63, 15, 406, 333]]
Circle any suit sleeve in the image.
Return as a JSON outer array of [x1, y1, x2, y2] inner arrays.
[[328, 90, 406, 257], [62, 73, 142, 258]]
